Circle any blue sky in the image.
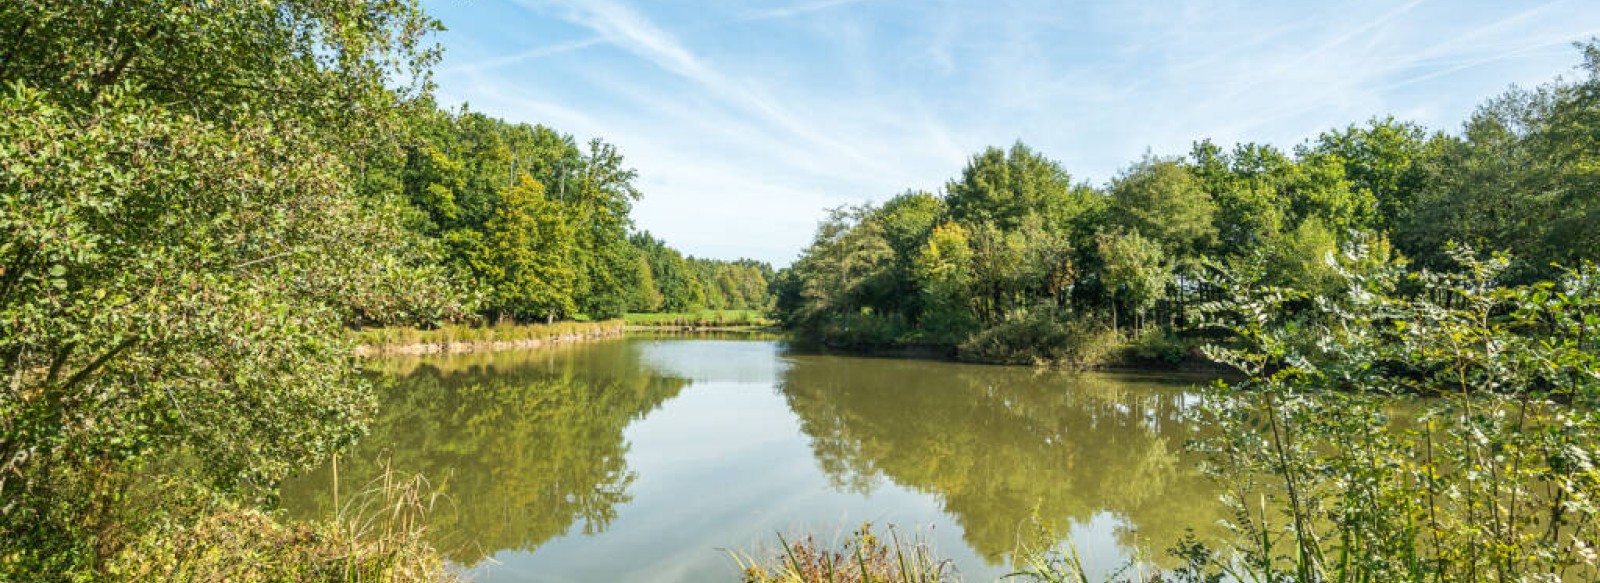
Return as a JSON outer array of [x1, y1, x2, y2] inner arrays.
[[425, 0, 1600, 266]]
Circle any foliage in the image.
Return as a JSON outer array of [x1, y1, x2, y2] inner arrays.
[[1186, 241, 1600, 582], [0, 0, 478, 578], [108, 470, 457, 583], [1391, 44, 1600, 280], [1125, 327, 1190, 366], [1109, 155, 1217, 260], [631, 232, 773, 313], [956, 310, 1123, 369], [1095, 229, 1170, 332], [0, 72, 402, 582], [468, 176, 578, 321]]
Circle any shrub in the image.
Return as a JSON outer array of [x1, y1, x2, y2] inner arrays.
[[1125, 327, 1188, 365], [1185, 243, 1600, 582], [957, 311, 1124, 369]]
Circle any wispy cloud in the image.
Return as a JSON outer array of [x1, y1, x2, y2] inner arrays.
[[444, 36, 605, 75], [423, 0, 1600, 265], [520, 0, 882, 170], [739, 0, 876, 22]]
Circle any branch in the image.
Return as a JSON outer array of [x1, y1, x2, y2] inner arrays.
[[88, 26, 160, 101], [0, 17, 34, 81], [59, 337, 139, 394], [230, 250, 300, 272]]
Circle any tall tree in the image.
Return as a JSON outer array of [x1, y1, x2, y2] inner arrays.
[[1109, 155, 1217, 261], [946, 142, 1080, 230], [471, 177, 577, 322]]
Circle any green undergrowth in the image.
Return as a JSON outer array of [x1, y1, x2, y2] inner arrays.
[[353, 320, 625, 348]]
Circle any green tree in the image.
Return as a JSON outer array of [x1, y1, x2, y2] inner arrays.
[[471, 177, 577, 322], [1096, 229, 1169, 332], [0, 0, 444, 576], [570, 139, 643, 319], [946, 143, 1080, 230], [1109, 155, 1217, 261], [913, 222, 980, 343], [1310, 117, 1433, 233]]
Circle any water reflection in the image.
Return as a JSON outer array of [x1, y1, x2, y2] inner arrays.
[[281, 342, 689, 564], [776, 353, 1222, 565], [281, 337, 1229, 580]]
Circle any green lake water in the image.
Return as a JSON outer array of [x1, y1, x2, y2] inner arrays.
[[281, 334, 1227, 582]]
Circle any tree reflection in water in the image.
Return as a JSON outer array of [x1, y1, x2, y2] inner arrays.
[[281, 342, 688, 565], [282, 338, 1228, 576], [776, 352, 1225, 566]]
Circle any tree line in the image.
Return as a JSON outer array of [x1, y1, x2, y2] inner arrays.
[[371, 105, 772, 323], [774, 41, 1600, 364]]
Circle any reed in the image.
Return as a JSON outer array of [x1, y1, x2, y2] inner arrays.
[[733, 524, 955, 583]]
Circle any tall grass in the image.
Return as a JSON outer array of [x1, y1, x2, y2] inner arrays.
[[625, 310, 775, 328], [733, 524, 955, 583], [353, 319, 624, 349], [107, 458, 457, 582]]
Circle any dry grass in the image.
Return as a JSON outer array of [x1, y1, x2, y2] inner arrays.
[[733, 524, 955, 583], [107, 460, 458, 583], [353, 320, 624, 349], [624, 310, 775, 328]]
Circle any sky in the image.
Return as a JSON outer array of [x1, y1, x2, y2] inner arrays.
[[424, 0, 1600, 266]]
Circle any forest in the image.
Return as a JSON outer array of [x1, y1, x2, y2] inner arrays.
[[774, 41, 1600, 366], [378, 106, 772, 324]]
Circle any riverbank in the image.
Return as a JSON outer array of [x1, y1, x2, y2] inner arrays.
[[352, 320, 626, 356], [790, 325, 1230, 373], [624, 309, 775, 328]]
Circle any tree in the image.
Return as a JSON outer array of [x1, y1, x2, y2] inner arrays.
[[570, 139, 643, 319], [0, 0, 444, 576], [1109, 155, 1217, 261], [1402, 42, 1600, 280], [913, 222, 980, 344], [629, 255, 665, 312], [472, 177, 577, 322], [946, 142, 1079, 230], [1096, 229, 1170, 332], [1310, 117, 1433, 234], [966, 222, 1028, 324], [1189, 141, 1288, 255]]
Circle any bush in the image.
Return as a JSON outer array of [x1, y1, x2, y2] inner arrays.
[[1125, 327, 1188, 365], [1185, 244, 1600, 582], [108, 470, 455, 583], [957, 311, 1124, 369], [819, 312, 913, 349]]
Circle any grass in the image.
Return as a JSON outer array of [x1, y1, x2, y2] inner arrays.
[[106, 460, 457, 583], [625, 309, 775, 328], [735, 523, 1184, 583], [352, 319, 625, 348], [732, 524, 955, 583]]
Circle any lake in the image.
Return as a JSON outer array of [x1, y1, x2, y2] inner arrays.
[[281, 334, 1226, 582]]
